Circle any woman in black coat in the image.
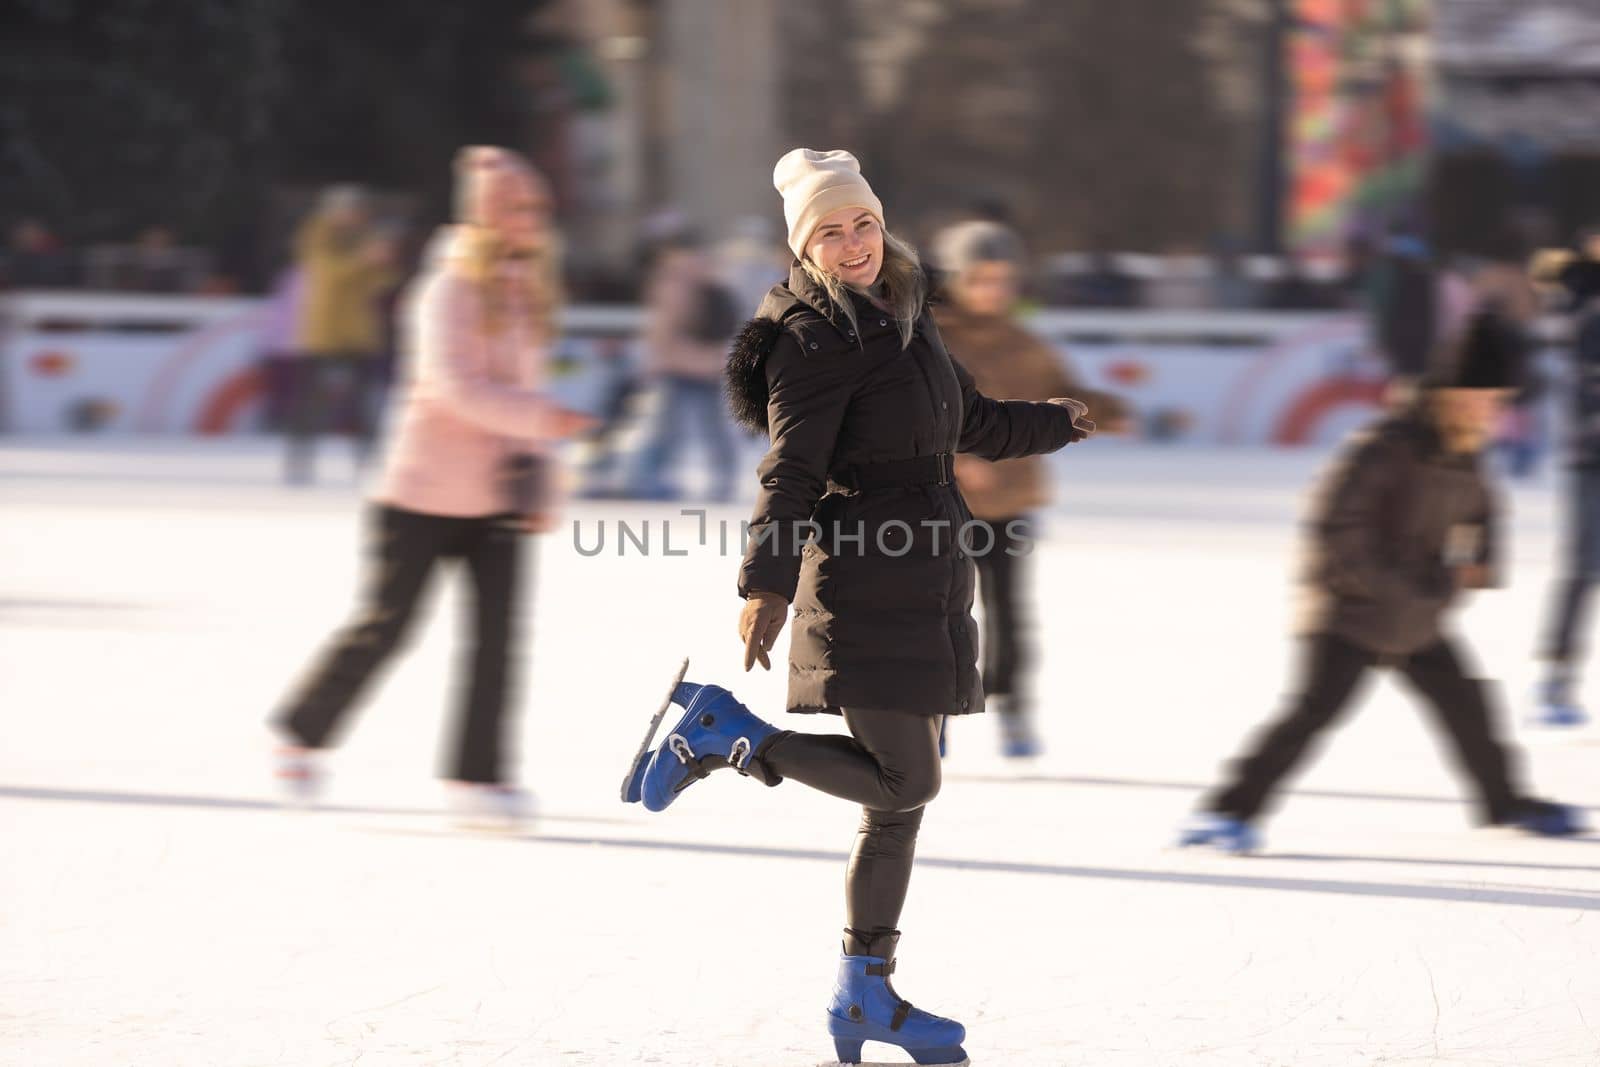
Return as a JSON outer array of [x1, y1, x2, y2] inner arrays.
[[623, 149, 1092, 1066]]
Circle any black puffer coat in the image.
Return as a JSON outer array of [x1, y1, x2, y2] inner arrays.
[[726, 265, 1085, 718], [1300, 406, 1499, 657]]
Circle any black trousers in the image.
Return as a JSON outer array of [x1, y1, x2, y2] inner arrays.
[[276, 504, 525, 783], [759, 709, 942, 958], [284, 354, 383, 482], [971, 515, 1032, 709], [1208, 632, 1524, 824]]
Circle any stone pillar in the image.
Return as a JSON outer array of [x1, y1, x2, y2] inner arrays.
[[659, 0, 781, 241]]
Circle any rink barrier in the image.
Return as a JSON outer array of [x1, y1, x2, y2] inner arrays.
[[0, 290, 1571, 443]]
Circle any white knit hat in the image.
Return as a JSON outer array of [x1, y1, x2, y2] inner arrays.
[[773, 148, 885, 260]]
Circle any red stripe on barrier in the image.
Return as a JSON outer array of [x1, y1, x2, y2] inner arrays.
[[194, 366, 265, 435], [1271, 377, 1386, 445]]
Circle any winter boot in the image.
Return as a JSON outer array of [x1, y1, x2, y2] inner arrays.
[[1496, 797, 1588, 837], [1530, 670, 1588, 728], [623, 667, 782, 812], [1175, 812, 1262, 855], [995, 697, 1041, 759], [446, 782, 534, 831], [825, 931, 968, 1066], [273, 745, 325, 809]]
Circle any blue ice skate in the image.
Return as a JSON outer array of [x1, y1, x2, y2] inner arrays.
[[1498, 798, 1588, 837], [1529, 678, 1588, 728], [1175, 813, 1262, 855], [1001, 734, 1041, 759], [826, 949, 968, 1065], [998, 704, 1041, 759], [621, 662, 781, 812]]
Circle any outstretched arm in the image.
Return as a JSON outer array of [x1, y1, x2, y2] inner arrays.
[[954, 356, 1091, 461]]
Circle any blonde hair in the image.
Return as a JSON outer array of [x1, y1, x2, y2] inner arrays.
[[800, 228, 926, 349], [449, 143, 562, 343], [453, 225, 564, 343]]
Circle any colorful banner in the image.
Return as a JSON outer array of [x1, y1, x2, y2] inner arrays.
[[1289, 0, 1432, 257]]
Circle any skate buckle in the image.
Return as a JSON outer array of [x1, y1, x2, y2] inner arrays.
[[728, 736, 751, 769], [667, 734, 695, 765]]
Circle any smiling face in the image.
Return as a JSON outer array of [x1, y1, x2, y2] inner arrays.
[[805, 207, 883, 288]]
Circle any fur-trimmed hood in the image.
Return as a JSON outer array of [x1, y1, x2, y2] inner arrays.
[[723, 262, 932, 434], [726, 316, 785, 433], [722, 263, 844, 435]]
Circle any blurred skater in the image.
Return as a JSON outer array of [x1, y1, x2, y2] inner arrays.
[[1180, 310, 1586, 854], [284, 185, 398, 485], [259, 264, 307, 432], [1469, 242, 1543, 480], [932, 220, 1129, 757], [573, 334, 643, 498], [1367, 228, 1436, 387], [625, 232, 741, 502], [1532, 233, 1600, 726], [271, 147, 590, 825], [621, 149, 1096, 1065]]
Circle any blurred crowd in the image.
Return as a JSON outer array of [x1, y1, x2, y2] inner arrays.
[[1040, 245, 1358, 311], [5, 183, 1573, 498], [4, 202, 1525, 327], [0, 217, 240, 295], [0, 209, 1366, 312], [220, 179, 1576, 498]]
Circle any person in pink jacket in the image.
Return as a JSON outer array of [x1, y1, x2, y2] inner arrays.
[[270, 146, 590, 824]]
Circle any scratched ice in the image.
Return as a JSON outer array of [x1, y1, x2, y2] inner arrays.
[[3, 437, 1597, 1066]]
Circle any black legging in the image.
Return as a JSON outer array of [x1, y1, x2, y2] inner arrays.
[[276, 503, 525, 783], [758, 709, 942, 958], [1208, 632, 1524, 824]]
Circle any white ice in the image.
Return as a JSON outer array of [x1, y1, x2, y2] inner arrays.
[[3, 436, 1598, 1067]]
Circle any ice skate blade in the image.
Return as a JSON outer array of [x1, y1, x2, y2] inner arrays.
[[1525, 709, 1589, 729], [1175, 837, 1260, 857], [620, 657, 691, 803], [450, 817, 525, 834], [273, 755, 323, 811], [820, 1054, 970, 1066], [829, 1037, 969, 1066]]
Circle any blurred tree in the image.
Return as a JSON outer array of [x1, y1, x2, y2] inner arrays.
[[0, 0, 555, 287], [777, 0, 1261, 255], [0, 0, 290, 242]]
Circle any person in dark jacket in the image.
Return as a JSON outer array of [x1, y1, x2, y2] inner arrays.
[[932, 219, 1130, 757], [1179, 310, 1586, 854], [620, 149, 1092, 1066], [1369, 230, 1438, 383], [1534, 236, 1600, 725]]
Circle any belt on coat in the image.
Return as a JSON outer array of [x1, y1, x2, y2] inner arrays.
[[832, 451, 954, 492]]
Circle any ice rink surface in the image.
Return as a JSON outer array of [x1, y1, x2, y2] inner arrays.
[[4, 436, 1600, 1067]]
